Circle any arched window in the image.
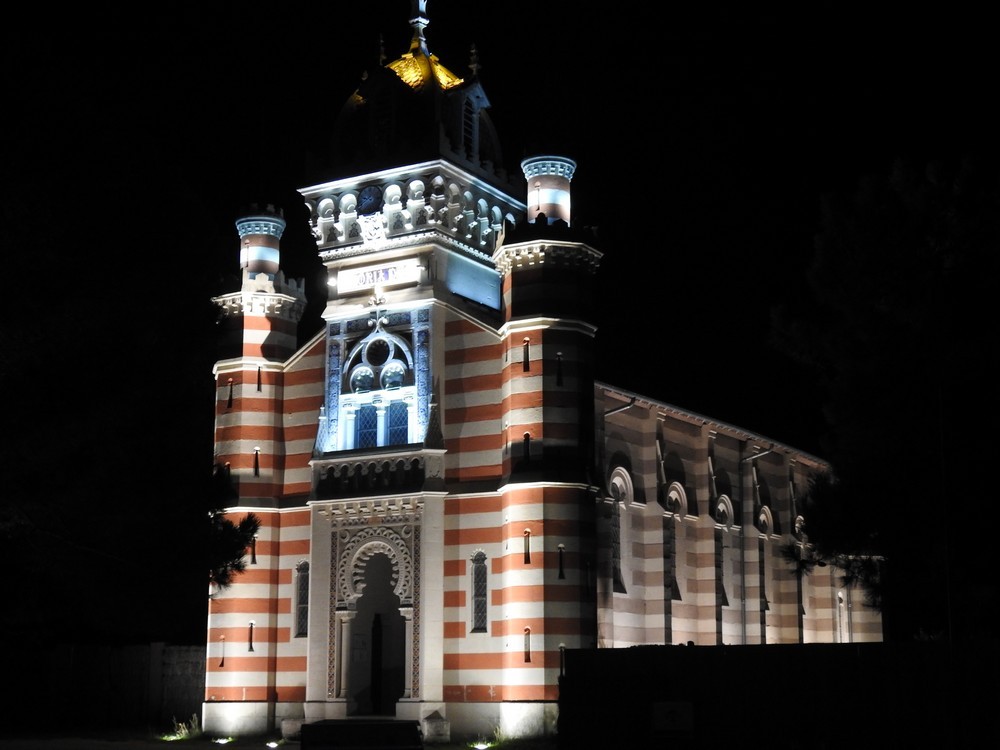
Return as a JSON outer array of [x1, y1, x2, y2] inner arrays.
[[611, 499, 625, 593], [463, 99, 476, 157], [471, 551, 488, 633], [715, 495, 735, 529], [338, 322, 417, 451], [666, 482, 688, 517], [609, 467, 633, 594], [295, 561, 310, 637]]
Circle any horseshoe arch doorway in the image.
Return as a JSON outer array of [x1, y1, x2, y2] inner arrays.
[[348, 552, 405, 716]]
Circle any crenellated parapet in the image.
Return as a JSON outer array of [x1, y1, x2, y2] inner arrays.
[[300, 159, 526, 263], [212, 285, 306, 322], [493, 239, 603, 277], [213, 206, 307, 326], [312, 448, 445, 500]]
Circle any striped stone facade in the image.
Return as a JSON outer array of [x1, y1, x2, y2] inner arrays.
[[202, 192, 882, 741], [201, 6, 881, 740]]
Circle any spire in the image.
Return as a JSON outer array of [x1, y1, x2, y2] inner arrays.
[[469, 43, 480, 76], [409, 0, 429, 55]]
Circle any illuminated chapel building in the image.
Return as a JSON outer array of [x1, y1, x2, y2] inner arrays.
[[204, 3, 882, 740]]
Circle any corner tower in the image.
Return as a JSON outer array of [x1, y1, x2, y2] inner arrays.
[[211, 205, 307, 504], [496, 156, 601, 483]]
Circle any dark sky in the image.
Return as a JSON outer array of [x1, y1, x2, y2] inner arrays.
[[6, 2, 993, 449], [3, 1, 995, 643]]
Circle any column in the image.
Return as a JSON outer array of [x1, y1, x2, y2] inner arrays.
[[343, 406, 357, 451], [375, 399, 387, 447], [400, 607, 414, 699], [337, 612, 356, 699]]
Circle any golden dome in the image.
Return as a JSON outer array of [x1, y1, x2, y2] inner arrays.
[[387, 49, 463, 92]]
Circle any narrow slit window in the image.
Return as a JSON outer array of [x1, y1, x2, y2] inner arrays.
[[708, 446, 719, 501], [556, 352, 563, 386], [253, 447, 260, 477], [250, 535, 258, 565], [227, 378, 233, 408], [295, 562, 310, 637], [612, 500, 626, 593], [558, 544, 565, 579], [523, 627, 531, 662], [523, 433, 531, 462], [522, 337, 530, 371], [257, 366, 262, 391], [248, 621, 255, 652], [472, 551, 488, 633], [463, 99, 475, 157], [523, 529, 531, 564], [789, 467, 800, 525], [760, 538, 769, 612]]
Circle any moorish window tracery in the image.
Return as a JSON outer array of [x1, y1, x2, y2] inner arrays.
[[339, 311, 417, 451]]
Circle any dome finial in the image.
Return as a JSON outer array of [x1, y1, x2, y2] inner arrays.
[[409, 0, 430, 54]]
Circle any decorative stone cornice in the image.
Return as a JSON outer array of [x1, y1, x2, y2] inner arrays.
[[212, 290, 307, 321], [311, 447, 446, 499], [521, 156, 577, 180], [317, 497, 424, 525], [493, 240, 602, 276], [302, 160, 527, 262], [317, 228, 494, 266], [236, 217, 285, 239]]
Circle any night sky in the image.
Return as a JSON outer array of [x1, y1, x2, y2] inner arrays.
[[3, 1, 995, 644]]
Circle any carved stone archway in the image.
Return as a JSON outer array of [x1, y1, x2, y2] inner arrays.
[[337, 525, 415, 607], [330, 524, 418, 705]]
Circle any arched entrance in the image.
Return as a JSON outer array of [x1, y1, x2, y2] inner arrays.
[[332, 524, 416, 712], [348, 552, 405, 715]]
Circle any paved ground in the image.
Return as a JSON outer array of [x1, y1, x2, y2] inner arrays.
[[0, 736, 293, 750], [0, 735, 478, 750]]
